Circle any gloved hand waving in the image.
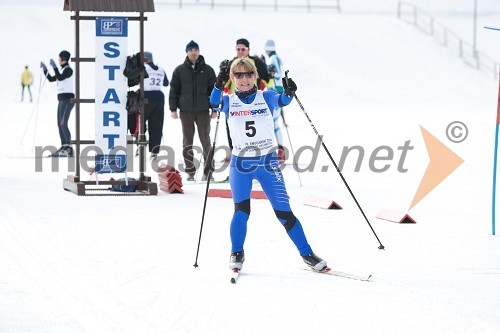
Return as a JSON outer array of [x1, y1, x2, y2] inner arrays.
[[215, 60, 230, 90], [49, 59, 57, 68]]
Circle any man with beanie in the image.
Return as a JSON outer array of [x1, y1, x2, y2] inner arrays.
[[225, 38, 269, 93], [41, 50, 75, 157], [169, 40, 216, 181], [142, 51, 169, 158], [264, 39, 287, 164]]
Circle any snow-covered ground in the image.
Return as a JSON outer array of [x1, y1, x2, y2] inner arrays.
[[1, 1, 500, 332]]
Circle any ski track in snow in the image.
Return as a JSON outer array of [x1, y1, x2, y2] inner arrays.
[[0, 206, 162, 333]]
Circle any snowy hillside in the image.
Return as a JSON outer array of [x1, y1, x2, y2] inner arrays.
[[1, 0, 500, 332]]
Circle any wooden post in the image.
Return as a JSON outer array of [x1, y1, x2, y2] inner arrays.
[[74, 11, 81, 179], [139, 12, 146, 180]]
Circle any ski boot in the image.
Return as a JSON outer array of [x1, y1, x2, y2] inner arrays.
[[302, 252, 328, 272], [229, 251, 245, 270], [51, 145, 73, 157]]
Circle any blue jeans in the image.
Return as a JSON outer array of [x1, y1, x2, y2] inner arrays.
[[57, 99, 74, 145]]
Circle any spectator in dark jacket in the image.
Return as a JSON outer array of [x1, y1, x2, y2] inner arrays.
[[169, 40, 216, 181]]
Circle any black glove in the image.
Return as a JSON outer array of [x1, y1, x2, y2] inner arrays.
[[282, 77, 297, 96], [268, 64, 276, 77], [215, 60, 230, 90], [40, 61, 47, 71]]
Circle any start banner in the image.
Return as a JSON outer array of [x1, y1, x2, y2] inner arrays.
[[95, 17, 128, 173]]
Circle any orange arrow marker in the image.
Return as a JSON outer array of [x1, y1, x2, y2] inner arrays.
[[409, 126, 464, 210]]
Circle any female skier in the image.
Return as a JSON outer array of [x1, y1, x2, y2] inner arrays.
[[210, 58, 327, 273]]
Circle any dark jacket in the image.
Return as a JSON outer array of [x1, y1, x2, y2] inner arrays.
[[169, 55, 216, 113]]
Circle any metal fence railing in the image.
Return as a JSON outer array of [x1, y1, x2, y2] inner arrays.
[[397, 1, 499, 80], [155, 0, 341, 13]]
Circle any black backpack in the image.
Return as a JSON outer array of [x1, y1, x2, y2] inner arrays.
[[126, 90, 145, 115], [109, 177, 138, 192], [123, 53, 148, 87]]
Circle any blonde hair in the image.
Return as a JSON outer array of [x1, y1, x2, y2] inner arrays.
[[230, 58, 259, 79]]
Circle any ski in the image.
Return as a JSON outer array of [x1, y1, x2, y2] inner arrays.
[[230, 268, 241, 284], [484, 26, 500, 31], [301, 268, 372, 282]]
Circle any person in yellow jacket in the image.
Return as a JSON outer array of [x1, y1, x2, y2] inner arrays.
[[20, 65, 33, 102]]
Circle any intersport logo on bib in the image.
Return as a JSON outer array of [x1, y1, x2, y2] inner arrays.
[[229, 108, 268, 117]]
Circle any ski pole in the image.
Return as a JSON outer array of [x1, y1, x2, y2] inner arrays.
[[193, 106, 222, 268], [20, 70, 48, 146], [492, 71, 500, 236], [20, 74, 43, 144], [283, 122, 302, 187], [284, 70, 385, 250], [273, 77, 302, 187], [31, 72, 49, 150], [194, 61, 229, 268], [193, 150, 204, 183], [270, 75, 301, 186]]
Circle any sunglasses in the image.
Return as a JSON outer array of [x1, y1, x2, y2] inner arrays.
[[236, 47, 248, 52], [233, 72, 255, 79]]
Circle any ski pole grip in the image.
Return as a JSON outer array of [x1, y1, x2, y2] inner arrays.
[[284, 70, 290, 86]]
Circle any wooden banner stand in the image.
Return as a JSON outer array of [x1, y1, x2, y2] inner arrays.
[[62, 0, 157, 196]]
